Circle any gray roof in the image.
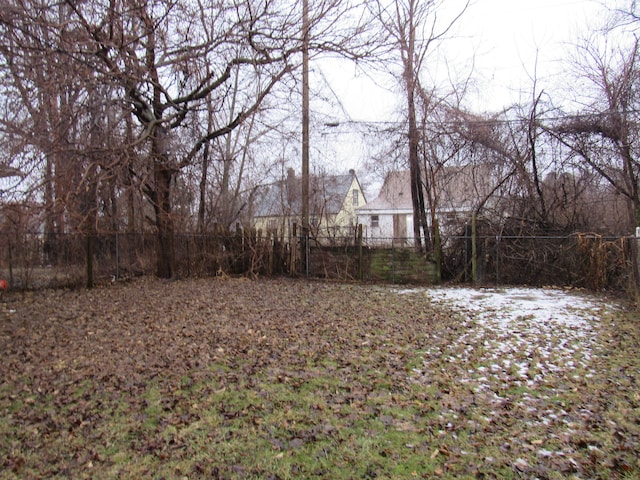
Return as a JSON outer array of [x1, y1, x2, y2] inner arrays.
[[254, 172, 358, 218]]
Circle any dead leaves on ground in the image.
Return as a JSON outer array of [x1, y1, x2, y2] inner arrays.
[[0, 278, 638, 479]]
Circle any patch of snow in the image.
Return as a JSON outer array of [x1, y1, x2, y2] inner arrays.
[[398, 286, 616, 436]]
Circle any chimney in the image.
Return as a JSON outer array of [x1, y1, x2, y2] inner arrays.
[[286, 168, 296, 204]]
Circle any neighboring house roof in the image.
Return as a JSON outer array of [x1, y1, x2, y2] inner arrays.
[[357, 171, 413, 214], [436, 164, 495, 212], [358, 165, 496, 216], [254, 169, 362, 218]]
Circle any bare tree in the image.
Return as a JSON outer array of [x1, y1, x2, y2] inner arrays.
[[0, 1, 134, 261], [549, 29, 640, 232], [372, 0, 469, 252], [1, 0, 374, 278], [193, 70, 285, 233]]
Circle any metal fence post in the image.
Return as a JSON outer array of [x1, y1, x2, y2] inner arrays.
[[392, 239, 396, 284], [471, 213, 477, 285], [433, 218, 442, 284], [495, 235, 500, 286]]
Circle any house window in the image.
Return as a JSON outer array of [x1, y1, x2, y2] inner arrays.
[[371, 215, 379, 228], [352, 189, 359, 206]]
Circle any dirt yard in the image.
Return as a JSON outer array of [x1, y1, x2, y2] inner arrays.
[[0, 277, 638, 479]]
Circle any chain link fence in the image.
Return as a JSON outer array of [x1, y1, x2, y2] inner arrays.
[[0, 230, 636, 293], [441, 233, 635, 291]]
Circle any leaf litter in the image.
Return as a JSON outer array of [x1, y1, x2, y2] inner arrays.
[[400, 285, 639, 478], [0, 278, 638, 479]]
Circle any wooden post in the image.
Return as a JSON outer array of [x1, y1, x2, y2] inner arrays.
[[495, 235, 500, 286], [433, 218, 441, 284], [464, 222, 471, 282], [266, 229, 273, 276], [634, 228, 640, 300], [8, 236, 13, 288], [290, 222, 297, 276], [185, 234, 190, 277], [86, 234, 94, 289], [471, 213, 477, 285], [115, 232, 120, 280], [235, 222, 244, 272], [357, 223, 363, 281], [301, 0, 310, 278], [391, 238, 396, 284]]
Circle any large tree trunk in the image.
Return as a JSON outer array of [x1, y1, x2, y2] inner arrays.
[[151, 126, 176, 279], [154, 165, 176, 279], [83, 164, 98, 289]]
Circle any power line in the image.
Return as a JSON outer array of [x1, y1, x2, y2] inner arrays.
[[318, 109, 640, 131]]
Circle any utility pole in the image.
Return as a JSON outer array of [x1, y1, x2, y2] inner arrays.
[[301, 0, 310, 276]]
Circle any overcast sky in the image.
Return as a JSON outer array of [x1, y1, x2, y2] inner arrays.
[[460, 0, 606, 111], [308, 0, 612, 186], [319, 0, 608, 122]]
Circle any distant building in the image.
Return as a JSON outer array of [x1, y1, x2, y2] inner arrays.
[[355, 171, 413, 244], [357, 166, 497, 245], [252, 168, 366, 241]]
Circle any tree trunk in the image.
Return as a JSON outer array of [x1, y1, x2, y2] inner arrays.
[[197, 140, 210, 234], [154, 164, 175, 279], [401, 1, 429, 253], [408, 92, 423, 251], [152, 126, 176, 279]]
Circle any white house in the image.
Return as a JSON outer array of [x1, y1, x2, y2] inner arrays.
[[357, 166, 497, 245], [356, 171, 414, 245]]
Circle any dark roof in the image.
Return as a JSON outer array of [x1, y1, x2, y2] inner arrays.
[[254, 172, 358, 218]]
